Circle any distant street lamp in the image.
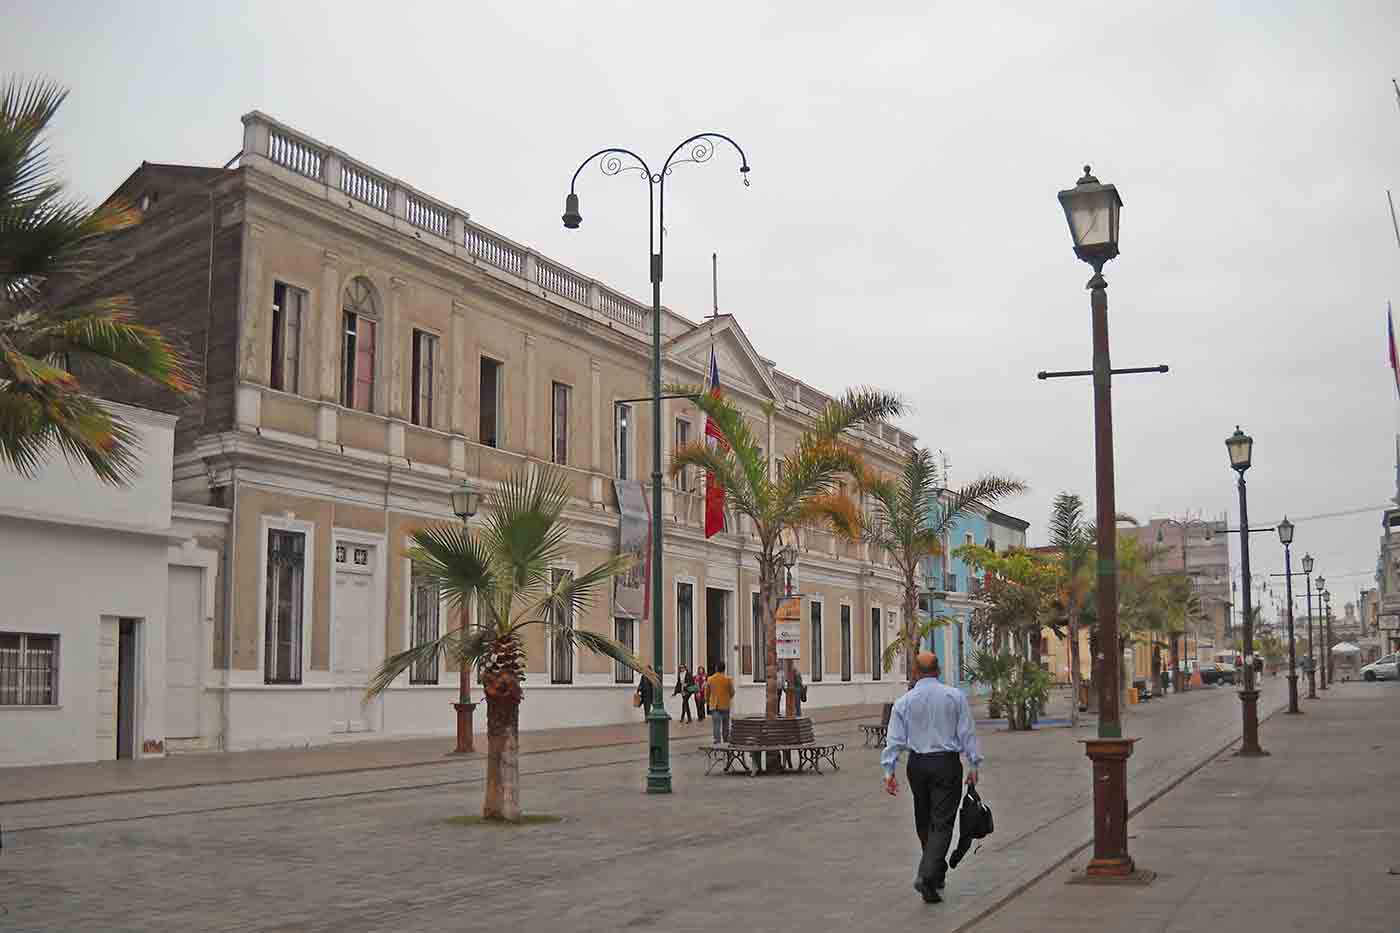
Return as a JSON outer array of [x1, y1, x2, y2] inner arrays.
[[450, 480, 482, 754], [1321, 587, 1333, 688], [1057, 165, 1139, 878], [1303, 555, 1318, 699], [1226, 426, 1268, 756], [1276, 517, 1300, 714]]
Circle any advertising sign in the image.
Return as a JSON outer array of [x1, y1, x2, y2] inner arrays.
[[775, 596, 801, 659]]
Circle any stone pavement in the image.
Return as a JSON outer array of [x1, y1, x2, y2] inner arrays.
[[0, 680, 1285, 933], [969, 680, 1400, 932]]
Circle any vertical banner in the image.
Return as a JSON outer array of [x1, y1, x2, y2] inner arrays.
[[775, 595, 802, 660], [613, 479, 649, 620]]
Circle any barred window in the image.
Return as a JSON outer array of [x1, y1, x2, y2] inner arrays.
[[550, 569, 574, 684], [410, 573, 441, 685], [614, 618, 635, 684], [265, 529, 305, 684], [0, 633, 59, 706]]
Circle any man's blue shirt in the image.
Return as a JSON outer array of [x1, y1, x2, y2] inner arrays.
[[881, 676, 983, 777]]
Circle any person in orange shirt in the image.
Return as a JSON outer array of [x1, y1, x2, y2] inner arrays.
[[704, 661, 735, 744]]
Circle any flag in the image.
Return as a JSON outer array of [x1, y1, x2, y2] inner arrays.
[[1389, 303, 1399, 399], [703, 347, 728, 539]]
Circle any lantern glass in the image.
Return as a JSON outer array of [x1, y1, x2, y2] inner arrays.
[[1302, 553, 1314, 574], [1277, 517, 1294, 546], [780, 544, 798, 570], [1226, 426, 1253, 472], [1057, 166, 1122, 263], [451, 481, 481, 521]]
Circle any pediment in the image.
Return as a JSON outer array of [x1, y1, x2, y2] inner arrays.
[[665, 315, 784, 403]]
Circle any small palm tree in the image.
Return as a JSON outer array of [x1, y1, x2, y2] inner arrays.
[[863, 447, 1025, 685], [1, 78, 193, 484], [366, 468, 651, 822], [1047, 493, 1093, 725], [669, 384, 903, 718]]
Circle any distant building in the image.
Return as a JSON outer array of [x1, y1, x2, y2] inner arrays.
[[1121, 517, 1231, 658]]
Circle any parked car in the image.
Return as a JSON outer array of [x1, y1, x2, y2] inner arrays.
[[1216, 662, 1237, 685], [1196, 662, 1223, 686], [1361, 654, 1399, 682]]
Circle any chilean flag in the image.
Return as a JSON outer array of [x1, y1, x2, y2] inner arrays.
[[703, 347, 727, 539], [1390, 303, 1399, 400]]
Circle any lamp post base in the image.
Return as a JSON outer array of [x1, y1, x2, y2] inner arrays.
[[1285, 675, 1302, 714], [1235, 689, 1269, 757], [1307, 672, 1317, 699], [451, 702, 478, 755], [645, 704, 672, 794], [1081, 738, 1139, 878]]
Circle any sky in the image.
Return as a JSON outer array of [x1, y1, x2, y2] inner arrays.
[[6, 0, 1399, 620]]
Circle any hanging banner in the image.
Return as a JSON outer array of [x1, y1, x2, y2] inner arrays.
[[614, 480, 648, 620], [775, 595, 801, 660]]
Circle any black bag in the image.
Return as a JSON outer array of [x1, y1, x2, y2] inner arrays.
[[948, 784, 994, 870]]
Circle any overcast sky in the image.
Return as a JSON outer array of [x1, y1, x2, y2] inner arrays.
[[7, 0, 1399, 619]]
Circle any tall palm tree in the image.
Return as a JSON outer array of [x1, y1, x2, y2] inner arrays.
[[669, 384, 904, 718], [1048, 493, 1093, 726], [863, 447, 1025, 685], [1, 78, 193, 484], [366, 468, 650, 822]]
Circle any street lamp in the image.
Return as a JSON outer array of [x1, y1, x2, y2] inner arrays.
[[450, 480, 481, 754], [1303, 554, 1318, 699], [1277, 517, 1300, 714], [563, 133, 750, 795], [1321, 587, 1332, 689], [1058, 165, 1138, 879], [1226, 425, 1268, 756]]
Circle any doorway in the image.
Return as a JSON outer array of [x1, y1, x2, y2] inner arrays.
[[333, 542, 376, 734], [705, 588, 729, 673], [116, 619, 138, 759]]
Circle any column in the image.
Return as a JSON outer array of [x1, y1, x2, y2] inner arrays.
[[317, 251, 341, 449], [449, 299, 468, 474], [235, 223, 265, 432], [524, 333, 537, 458], [590, 358, 604, 507], [385, 276, 408, 420]]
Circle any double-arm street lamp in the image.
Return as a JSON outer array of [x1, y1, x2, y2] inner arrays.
[[450, 480, 482, 754], [562, 134, 750, 794], [1226, 427, 1268, 756], [1303, 556, 1319, 699], [1276, 517, 1301, 714]]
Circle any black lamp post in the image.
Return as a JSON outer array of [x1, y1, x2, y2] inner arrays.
[[563, 135, 750, 794], [1277, 517, 1300, 714], [1321, 587, 1333, 688], [1303, 554, 1318, 699], [1058, 165, 1139, 879], [450, 480, 482, 754], [1226, 426, 1268, 756]]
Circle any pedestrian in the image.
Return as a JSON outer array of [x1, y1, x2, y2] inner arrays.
[[635, 671, 655, 720], [705, 660, 735, 744], [881, 651, 982, 905], [694, 666, 708, 720], [789, 665, 805, 717], [678, 666, 697, 723], [673, 664, 691, 723]]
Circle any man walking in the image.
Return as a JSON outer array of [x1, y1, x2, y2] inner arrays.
[[705, 661, 735, 744], [881, 651, 981, 904]]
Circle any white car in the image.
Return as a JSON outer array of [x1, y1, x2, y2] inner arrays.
[[1361, 655, 1399, 682]]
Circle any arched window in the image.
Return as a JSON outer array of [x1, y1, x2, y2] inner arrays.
[[341, 277, 378, 412]]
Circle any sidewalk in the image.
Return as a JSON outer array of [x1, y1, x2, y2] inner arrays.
[[968, 681, 1400, 932], [0, 701, 886, 804]]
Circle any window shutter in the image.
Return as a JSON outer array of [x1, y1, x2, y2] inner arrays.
[[355, 318, 376, 411]]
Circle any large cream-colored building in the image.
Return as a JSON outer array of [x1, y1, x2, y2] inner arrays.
[[86, 111, 913, 752]]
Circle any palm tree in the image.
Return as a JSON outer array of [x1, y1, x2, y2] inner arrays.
[[1047, 493, 1093, 726], [669, 384, 904, 718], [1, 78, 193, 484], [863, 447, 1025, 686], [366, 468, 650, 822]]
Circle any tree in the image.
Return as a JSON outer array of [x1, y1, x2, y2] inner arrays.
[[862, 446, 1025, 685], [1, 78, 193, 483], [669, 384, 904, 718], [1047, 493, 1093, 726], [366, 468, 649, 822], [958, 545, 1062, 659]]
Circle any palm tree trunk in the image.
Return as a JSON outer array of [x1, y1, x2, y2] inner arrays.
[[482, 671, 522, 822], [761, 570, 780, 719], [1067, 597, 1082, 727], [1169, 634, 1180, 695], [905, 588, 920, 688]]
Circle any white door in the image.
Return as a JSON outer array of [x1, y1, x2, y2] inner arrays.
[[166, 566, 203, 739], [333, 551, 374, 733], [96, 618, 119, 759]]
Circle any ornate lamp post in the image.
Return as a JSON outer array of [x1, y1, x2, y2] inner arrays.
[[563, 135, 750, 794], [1276, 517, 1301, 714], [450, 480, 482, 754], [1321, 587, 1333, 688], [1303, 555, 1318, 699], [1226, 426, 1268, 756], [1058, 165, 1140, 878]]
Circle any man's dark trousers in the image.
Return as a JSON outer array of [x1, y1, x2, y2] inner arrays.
[[907, 750, 963, 888]]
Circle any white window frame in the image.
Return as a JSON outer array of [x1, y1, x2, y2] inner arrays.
[[674, 418, 693, 491], [256, 515, 316, 686], [870, 606, 883, 681], [839, 601, 853, 682], [340, 281, 381, 414], [411, 328, 440, 428], [551, 381, 571, 465], [548, 563, 578, 684], [270, 280, 307, 395], [615, 402, 633, 480], [614, 617, 637, 684], [675, 575, 697, 673], [809, 595, 824, 682], [407, 565, 443, 685], [0, 632, 60, 706], [479, 355, 505, 448]]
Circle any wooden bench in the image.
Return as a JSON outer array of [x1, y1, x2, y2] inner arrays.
[[860, 702, 895, 746], [700, 716, 843, 776]]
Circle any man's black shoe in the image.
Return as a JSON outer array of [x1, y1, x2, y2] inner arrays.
[[913, 880, 942, 904]]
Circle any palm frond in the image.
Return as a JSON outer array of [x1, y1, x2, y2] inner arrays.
[[810, 386, 905, 440], [528, 553, 635, 633], [35, 304, 194, 392], [540, 623, 659, 688], [0, 76, 68, 209], [364, 626, 489, 699], [665, 383, 769, 499], [405, 523, 496, 616], [0, 388, 140, 483], [800, 492, 861, 540], [480, 468, 571, 595], [882, 612, 955, 672], [669, 437, 762, 521], [932, 475, 1028, 538]]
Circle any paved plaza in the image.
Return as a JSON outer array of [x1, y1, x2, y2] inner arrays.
[[0, 680, 1311, 933]]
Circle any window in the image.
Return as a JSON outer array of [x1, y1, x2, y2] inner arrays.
[[550, 568, 573, 684], [411, 330, 438, 427], [677, 582, 694, 671], [615, 619, 635, 684], [841, 605, 852, 682], [0, 633, 58, 705], [409, 572, 440, 685], [341, 279, 378, 412], [551, 382, 570, 465], [751, 592, 765, 683], [810, 601, 823, 682], [479, 357, 502, 447], [674, 419, 692, 491], [871, 608, 883, 681], [616, 404, 632, 480], [264, 530, 305, 684], [270, 282, 305, 393]]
